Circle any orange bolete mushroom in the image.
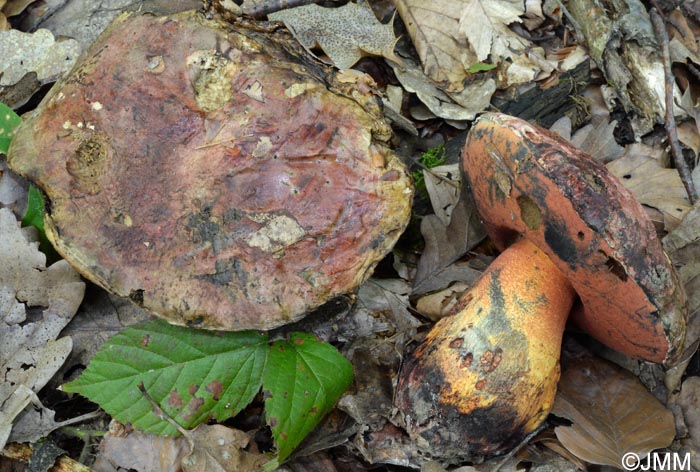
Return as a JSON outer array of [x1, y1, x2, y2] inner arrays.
[[394, 113, 687, 460]]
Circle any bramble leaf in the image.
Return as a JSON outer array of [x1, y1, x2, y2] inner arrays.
[[263, 333, 353, 464], [63, 320, 269, 436]]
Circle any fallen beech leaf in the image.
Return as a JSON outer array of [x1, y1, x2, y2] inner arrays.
[[0, 208, 85, 450], [552, 357, 676, 468], [0, 29, 80, 86], [269, 2, 400, 69], [607, 148, 691, 231]]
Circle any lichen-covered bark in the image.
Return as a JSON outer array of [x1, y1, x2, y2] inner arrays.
[[7, 11, 412, 330], [462, 113, 686, 364]]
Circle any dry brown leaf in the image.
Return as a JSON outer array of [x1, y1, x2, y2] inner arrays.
[[668, 9, 700, 66], [395, 0, 554, 91], [664, 203, 700, 328], [2, 0, 33, 17], [552, 357, 676, 468], [412, 196, 486, 295], [424, 163, 460, 226], [607, 146, 691, 231], [393, 0, 473, 90], [0, 208, 85, 450], [390, 56, 494, 122], [0, 161, 29, 218], [570, 120, 624, 163], [677, 377, 700, 451], [268, 2, 400, 70], [95, 422, 189, 472], [0, 28, 80, 86], [677, 120, 700, 157], [414, 282, 469, 321], [182, 425, 268, 472]]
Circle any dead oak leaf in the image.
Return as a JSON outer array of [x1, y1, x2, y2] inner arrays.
[[269, 2, 401, 70], [458, 0, 527, 62], [0, 208, 85, 449], [393, 0, 474, 90], [552, 357, 676, 468]]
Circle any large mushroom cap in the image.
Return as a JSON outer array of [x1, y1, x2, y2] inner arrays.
[[462, 113, 686, 363], [7, 11, 412, 330]]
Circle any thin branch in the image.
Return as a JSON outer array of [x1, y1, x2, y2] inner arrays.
[[650, 8, 698, 204], [242, 0, 322, 19]]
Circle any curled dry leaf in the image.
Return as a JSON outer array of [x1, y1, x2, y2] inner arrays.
[[552, 357, 676, 468], [389, 56, 495, 122], [607, 147, 692, 232], [0, 207, 85, 449], [414, 281, 470, 321], [393, 0, 474, 90], [424, 163, 461, 226], [412, 196, 486, 295], [268, 2, 401, 70]]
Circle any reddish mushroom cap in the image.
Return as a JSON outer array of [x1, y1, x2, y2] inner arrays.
[[462, 113, 686, 364], [7, 11, 412, 330]]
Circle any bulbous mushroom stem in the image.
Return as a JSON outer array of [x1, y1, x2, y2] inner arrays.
[[395, 238, 575, 459]]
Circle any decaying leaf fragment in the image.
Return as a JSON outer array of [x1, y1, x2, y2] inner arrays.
[[607, 146, 692, 231], [0, 208, 85, 449], [0, 28, 80, 86], [552, 357, 676, 468], [7, 10, 412, 331], [269, 2, 401, 69]]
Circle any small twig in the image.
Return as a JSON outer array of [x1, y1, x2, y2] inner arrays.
[[650, 8, 698, 204], [242, 0, 322, 19], [688, 62, 700, 83], [553, 0, 585, 44], [137, 382, 194, 454], [490, 424, 546, 472]]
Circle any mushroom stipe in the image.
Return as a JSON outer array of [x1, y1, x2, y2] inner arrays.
[[394, 113, 687, 460]]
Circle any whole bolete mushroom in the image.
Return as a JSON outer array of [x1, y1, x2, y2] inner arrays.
[[6, 10, 412, 330], [394, 113, 687, 460]]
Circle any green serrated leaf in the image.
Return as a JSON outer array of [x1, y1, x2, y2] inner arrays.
[[64, 320, 269, 436], [0, 102, 21, 154], [263, 333, 353, 463]]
